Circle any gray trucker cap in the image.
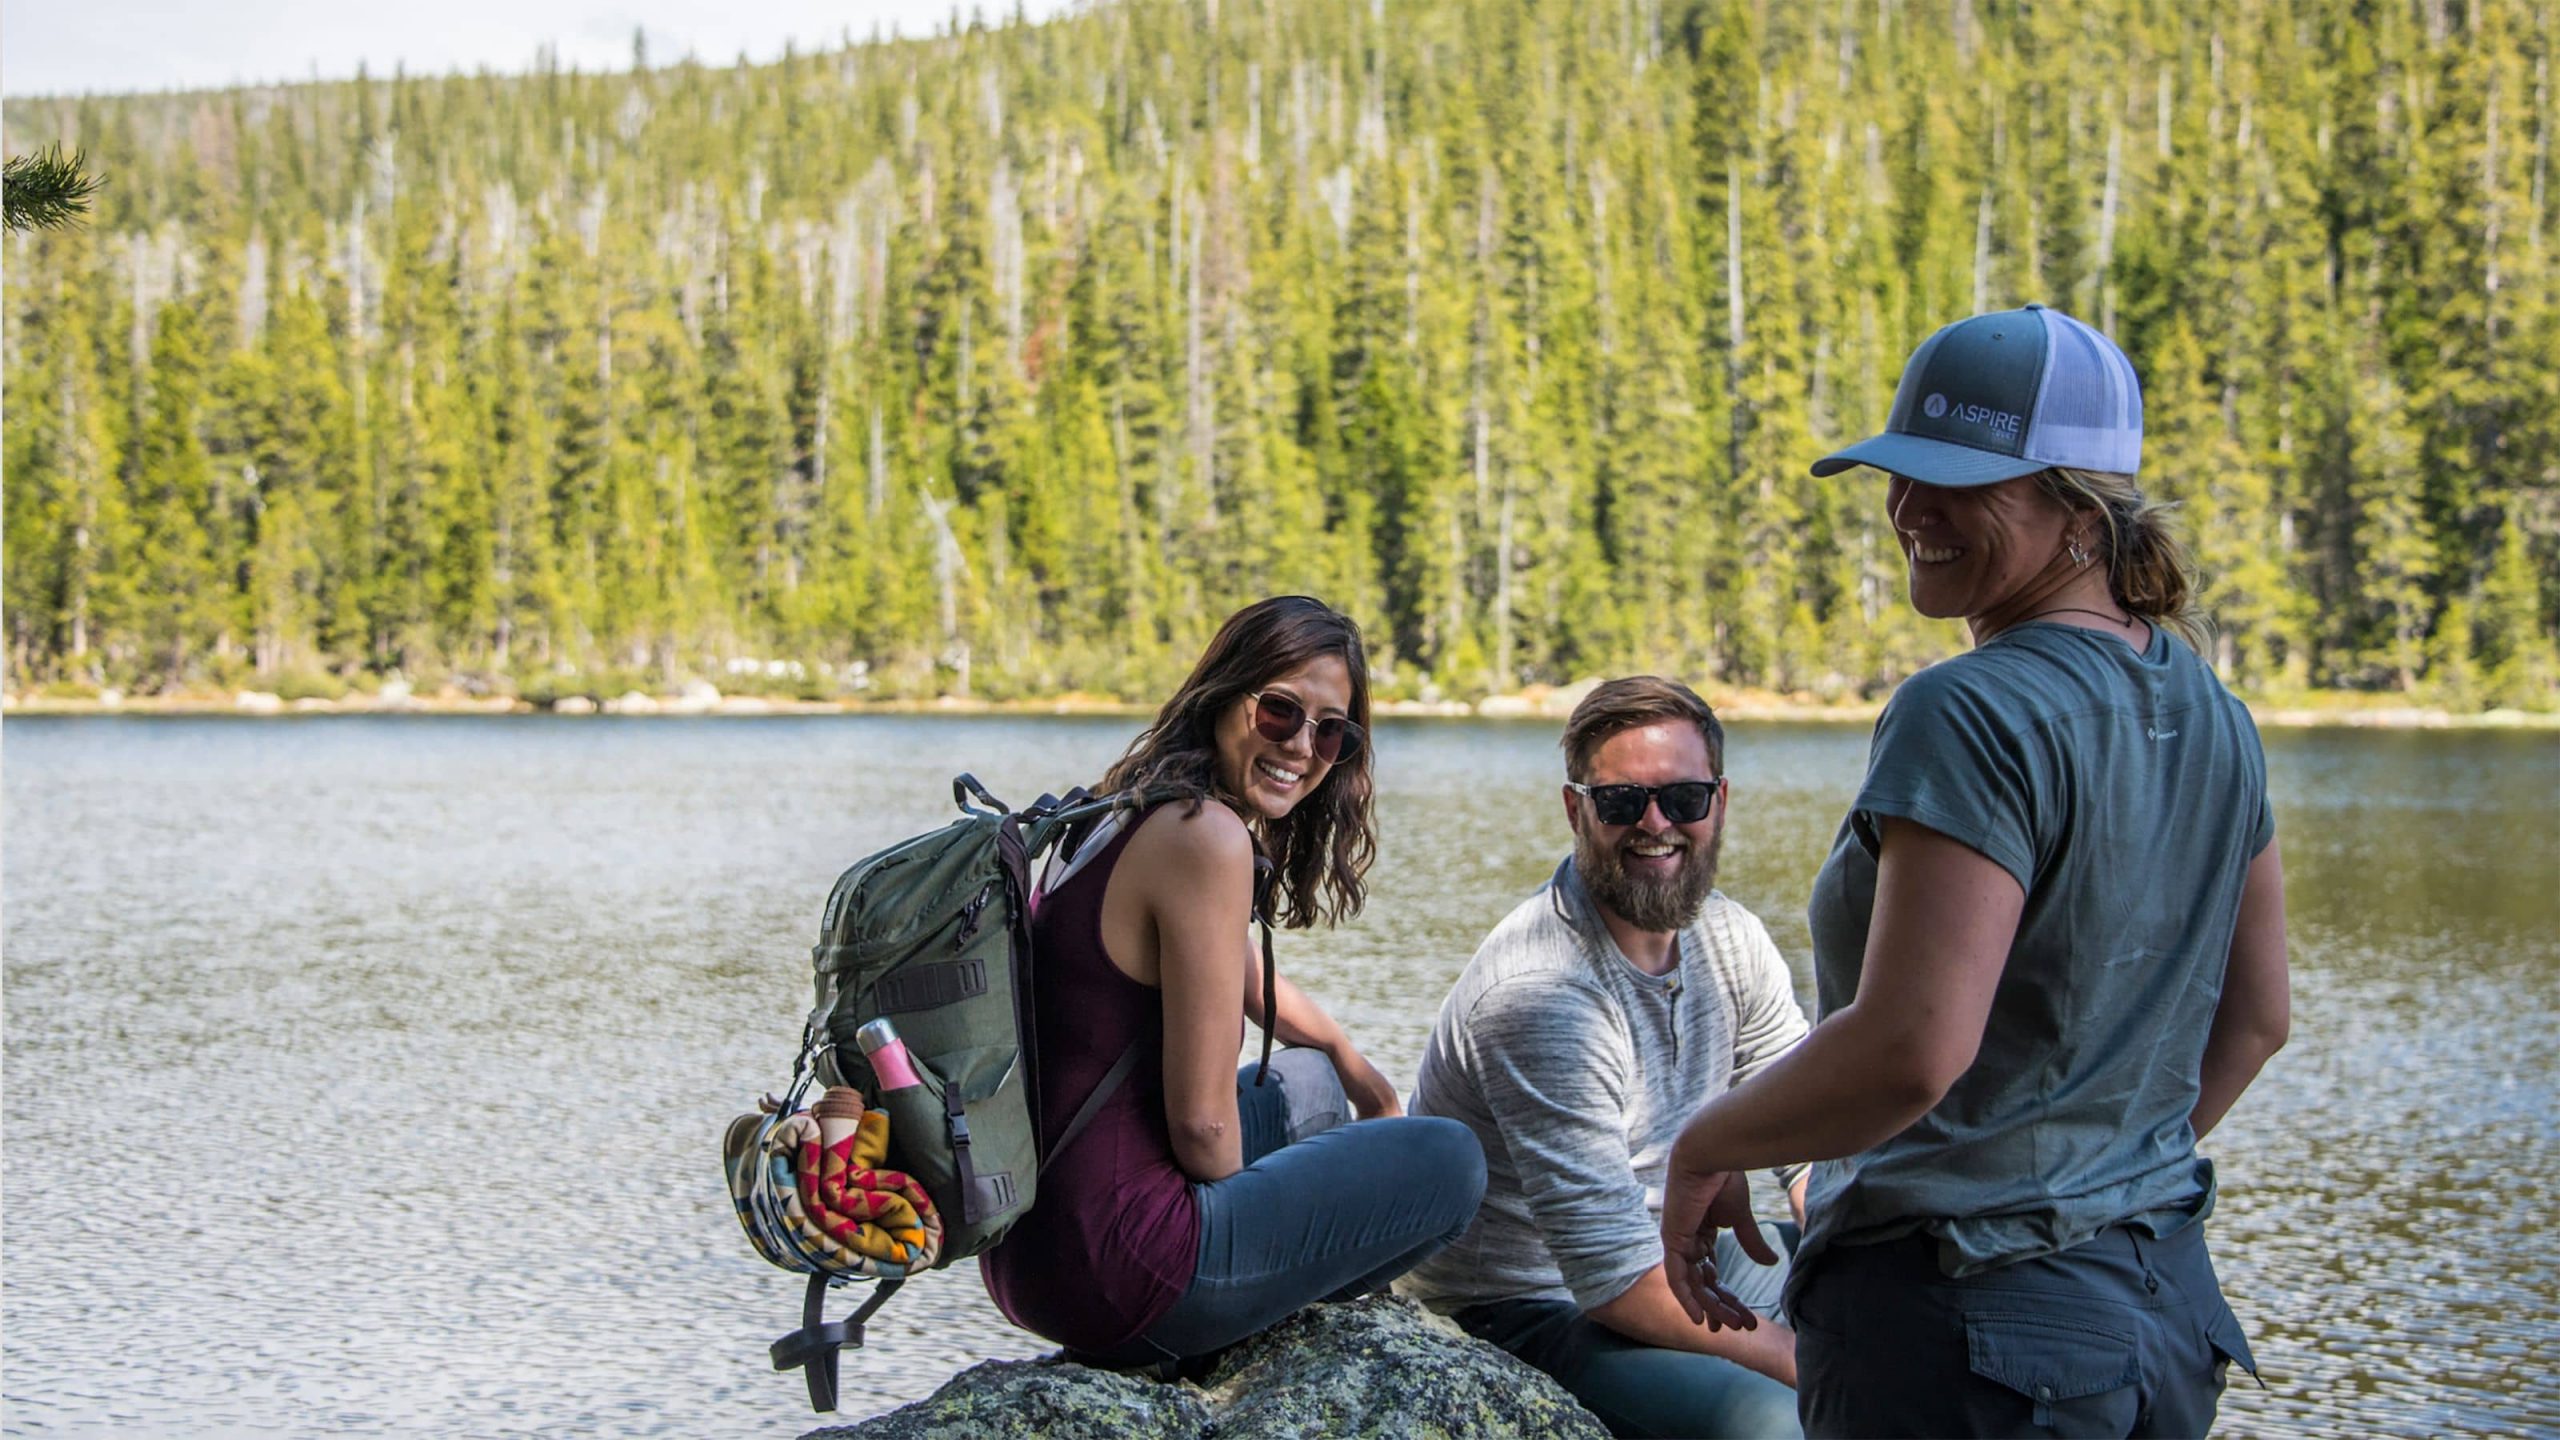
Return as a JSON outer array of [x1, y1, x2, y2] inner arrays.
[[1811, 303, 2143, 486]]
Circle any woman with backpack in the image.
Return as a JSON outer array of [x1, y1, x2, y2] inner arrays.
[[981, 594, 1488, 1369]]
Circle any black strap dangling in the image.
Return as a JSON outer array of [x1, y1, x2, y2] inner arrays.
[[772, 1275, 904, 1412], [1251, 853, 1278, 1085]]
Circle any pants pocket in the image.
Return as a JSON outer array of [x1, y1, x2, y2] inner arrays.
[[1963, 1309, 2141, 1436], [2204, 1300, 2263, 1391]]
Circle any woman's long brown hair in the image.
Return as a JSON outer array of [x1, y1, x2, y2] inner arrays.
[[1098, 596, 1377, 928]]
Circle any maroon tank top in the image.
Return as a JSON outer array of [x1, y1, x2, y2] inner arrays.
[[978, 807, 1201, 1352]]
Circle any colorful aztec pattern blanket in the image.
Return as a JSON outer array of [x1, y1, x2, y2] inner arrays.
[[724, 1088, 944, 1278]]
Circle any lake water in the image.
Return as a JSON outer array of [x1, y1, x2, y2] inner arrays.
[[4, 714, 2556, 1437]]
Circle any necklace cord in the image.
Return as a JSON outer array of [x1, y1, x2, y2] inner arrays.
[[2030, 605, 2141, 629]]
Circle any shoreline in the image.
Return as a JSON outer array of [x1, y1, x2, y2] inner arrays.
[[5, 688, 2553, 730]]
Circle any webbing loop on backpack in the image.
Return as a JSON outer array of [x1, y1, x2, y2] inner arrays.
[[1015, 785, 1124, 861], [945, 1085, 981, 1224], [779, 1020, 826, 1115], [874, 958, 989, 1013], [953, 773, 1006, 817], [772, 1274, 903, 1413]]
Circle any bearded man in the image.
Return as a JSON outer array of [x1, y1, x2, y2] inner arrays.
[[1403, 677, 1812, 1440]]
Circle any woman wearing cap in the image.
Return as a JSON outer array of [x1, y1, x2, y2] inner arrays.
[[981, 595, 1486, 1371], [1654, 306, 2290, 1435]]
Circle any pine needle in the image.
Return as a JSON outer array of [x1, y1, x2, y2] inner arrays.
[[4, 145, 103, 233]]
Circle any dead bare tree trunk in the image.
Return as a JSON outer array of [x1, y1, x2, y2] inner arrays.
[[992, 157, 1025, 375], [1496, 483, 1516, 688], [1444, 503, 1464, 672], [1726, 159, 1746, 482], [868, 403, 887, 519], [2531, 52, 2548, 259], [1184, 186, 1214, 525], [920, 481, 970, 695], [2485, 74, 2504, 344], [2158, 66, 2174, 160], [2098, 111, 2123, 333], [60, 373, 92, 665], [1973, 180, 1995, 315]]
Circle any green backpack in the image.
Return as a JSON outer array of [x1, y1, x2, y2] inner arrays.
[[759, 774, 1276, 1411]]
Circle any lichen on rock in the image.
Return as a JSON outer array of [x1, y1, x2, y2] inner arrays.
[[806, 1295, 1608, 1440], [806, 1355, 1212, 1440], [1197, 1295, 1610, 1439]]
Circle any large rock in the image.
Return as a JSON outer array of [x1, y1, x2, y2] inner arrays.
[[812, 1353, 1212, 1440], [1198, 1295, 1610, 1439], [808, 1296, 1607, 1440]]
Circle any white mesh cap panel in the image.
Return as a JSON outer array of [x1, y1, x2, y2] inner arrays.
[[2023, 308, 2143, 474]]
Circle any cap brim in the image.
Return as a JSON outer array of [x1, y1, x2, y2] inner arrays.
[[1809, 432, 2051, 487]]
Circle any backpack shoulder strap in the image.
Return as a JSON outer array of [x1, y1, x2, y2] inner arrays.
[[1019, 783, 1188, 858], [1015, 783, 1280, 1085], [1250, 853, 1277, 1087], [1049, 1044, 1142, 1161]]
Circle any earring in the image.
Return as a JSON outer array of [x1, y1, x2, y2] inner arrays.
[[2068, 541, 2091, 567]]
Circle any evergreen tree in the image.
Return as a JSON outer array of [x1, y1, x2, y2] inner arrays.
[[129, 300, 223, 683], [1, 0, 2550, 709]]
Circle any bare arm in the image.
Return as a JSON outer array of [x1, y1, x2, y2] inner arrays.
[[1587, 1266, 1798, 1386], [1788, 1169, 1808, 1231], [2191, 839, 2290, 1141], [1661, 817, 2020, 1322], [1140, 805, 1258, 1181]]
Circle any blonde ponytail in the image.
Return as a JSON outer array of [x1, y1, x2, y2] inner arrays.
[[2036, 467, 2208, 650]]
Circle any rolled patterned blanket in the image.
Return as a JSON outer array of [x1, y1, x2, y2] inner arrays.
[[724, 1085, 944, 1278]]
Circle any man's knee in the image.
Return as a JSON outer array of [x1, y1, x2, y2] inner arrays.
[[1575, 1361, 1800, 1440], [1537, 1313, 1802, 1440], [1712, 1372, 1805, 1440]]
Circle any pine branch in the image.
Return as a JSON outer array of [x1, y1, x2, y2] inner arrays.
[[4, 145, 103, 233]]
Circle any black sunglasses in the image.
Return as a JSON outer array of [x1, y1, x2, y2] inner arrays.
[[1248, 690, 1365, 765], [1566, 777, 1724, 827]]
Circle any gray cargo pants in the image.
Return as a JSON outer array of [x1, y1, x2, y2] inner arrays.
[[1790, 1220, 2259, 1438]]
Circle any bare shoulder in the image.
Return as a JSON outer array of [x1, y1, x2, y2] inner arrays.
[[1119, 800, 1255, 987], [1120, 796, 1255, 888]]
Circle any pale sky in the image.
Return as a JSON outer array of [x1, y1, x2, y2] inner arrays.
[[3, 0, 1075, 98]]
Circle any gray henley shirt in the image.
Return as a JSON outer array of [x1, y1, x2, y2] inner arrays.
[[1403, 857, 1811, 1313]]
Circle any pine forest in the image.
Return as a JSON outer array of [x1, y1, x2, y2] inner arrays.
[[4, 0, 2557, 709]]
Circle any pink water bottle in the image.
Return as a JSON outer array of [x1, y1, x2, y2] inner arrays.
[[855, 1017, 922, 1092]]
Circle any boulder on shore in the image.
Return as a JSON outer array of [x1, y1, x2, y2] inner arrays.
[[806, 1295, 1608, 1440]]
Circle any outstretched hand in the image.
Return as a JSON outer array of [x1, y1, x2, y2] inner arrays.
[[1659, 1133, 1779, 1329]]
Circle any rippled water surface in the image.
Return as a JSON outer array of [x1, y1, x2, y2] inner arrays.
[[5, 715, 2556, 1436]]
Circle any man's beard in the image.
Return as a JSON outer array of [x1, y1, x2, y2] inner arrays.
[[1573, 816, 1721, 934]]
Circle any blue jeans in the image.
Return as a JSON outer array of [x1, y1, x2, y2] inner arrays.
[[1082, 1048, 1488, 1365], [1791, 1221, 2258, 1438], [1454, 1222, 1803, 1440]]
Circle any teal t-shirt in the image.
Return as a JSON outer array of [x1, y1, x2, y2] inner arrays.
[[1798, 620, 2274, 1279]]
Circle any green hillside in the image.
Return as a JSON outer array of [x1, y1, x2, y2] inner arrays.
[[5, 0, 2556, 706]]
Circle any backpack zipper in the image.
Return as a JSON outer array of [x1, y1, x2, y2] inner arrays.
[[953, 881, 996, 947]]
